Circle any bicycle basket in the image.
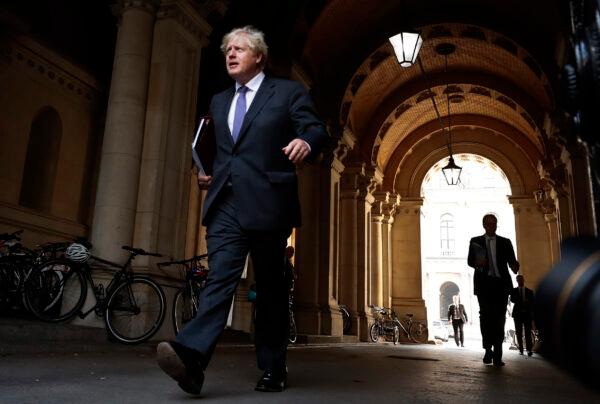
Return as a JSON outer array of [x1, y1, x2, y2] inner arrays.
[[65, 243, 91, 263]]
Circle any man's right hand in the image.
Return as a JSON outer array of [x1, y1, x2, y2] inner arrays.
[[197, 174, 212, 189]]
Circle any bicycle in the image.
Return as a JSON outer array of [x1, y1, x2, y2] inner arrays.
[[339, 303, 351, 335], [369, 305, 429, 344], [369, 305, 400, 344], [247, 283, 297, 344], [288, 292, 297, 344], [0, 230, 70, 314], [157, 254, 208, 335], [24, 243, 167, 344]]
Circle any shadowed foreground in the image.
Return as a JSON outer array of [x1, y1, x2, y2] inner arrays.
[[1, 340, 598, 403]]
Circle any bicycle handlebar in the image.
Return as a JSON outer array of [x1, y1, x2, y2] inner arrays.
[[157, 254, 208, 267], [121, 245, 163, 257]]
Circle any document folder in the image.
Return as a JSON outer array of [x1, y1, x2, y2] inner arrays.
[[191, 115, 215, 176]]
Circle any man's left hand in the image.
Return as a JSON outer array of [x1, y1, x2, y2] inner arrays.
[[283, 138, 311, 164]]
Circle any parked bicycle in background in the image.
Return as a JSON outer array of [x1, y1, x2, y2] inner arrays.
[[0, 229, 71, 315], [157, 254, 208, 336], [369, 305, 429, 344], [24, 241, 166, 344]]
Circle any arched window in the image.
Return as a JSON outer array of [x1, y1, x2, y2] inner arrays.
[[440, 213, 455, 256], [19, 107, 62, 213]]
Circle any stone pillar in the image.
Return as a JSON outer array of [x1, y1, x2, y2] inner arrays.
[[381, 194, 399, 308], [371, 189, 393, 308], [339, 163, 376, 341], [132, 0, 212, 267], [370, 209, 384, 307], [295, 162, 323, 334], [391, 198, 427, 323], [91, 0, 159, 261], [510, 195, 555, 288], [567, 141, 597, 236]]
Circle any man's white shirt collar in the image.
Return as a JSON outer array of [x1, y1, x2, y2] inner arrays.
[[236, 71, 265, 93]]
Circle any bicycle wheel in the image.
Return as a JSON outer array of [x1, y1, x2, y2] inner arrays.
[[104, 275, 166, 344], [409, 321, 429, 343], [289, 310, 297, 344], [25, 259, 86, 322], [172, 287, 197, 335], [369, 323, 381, 342], [393, 326, 400, 345]]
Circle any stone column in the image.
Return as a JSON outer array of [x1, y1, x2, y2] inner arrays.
[[381, 194, 399, 308], [132, 0, 212, 267], [370, 210, 384, 307], [339, 163, 376, 341], [510, 195, 555, 288], [295, 162, 323, 334], [567, 141, 597, 236], [391, 198, 427, 324], [91, 0, 159, 261], [371, 189, 392, 308]]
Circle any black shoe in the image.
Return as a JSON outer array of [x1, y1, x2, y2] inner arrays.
[[156, 341, 204, 395], [255, 370, 287, 392], [461, 343, 464, 347], [493, 360, 505, 367], [527, 351, 533, 357], [519, 350, 524, 355], [483, 349, 493, 364]]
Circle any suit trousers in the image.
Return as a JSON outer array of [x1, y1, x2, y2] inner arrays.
[[514, 315, 533, 353], [476, 277, 508, 357], [176, 187, 291, 372], [452, 319, 465, 346]]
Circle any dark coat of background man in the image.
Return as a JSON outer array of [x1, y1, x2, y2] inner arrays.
[[467, 213, 519, 367], [157, 25, 327, 396], [447, 295, 468, 347], [510, 274, 535, 356]]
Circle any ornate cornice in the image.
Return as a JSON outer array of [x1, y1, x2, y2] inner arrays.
[[1, 36, 102, 105]]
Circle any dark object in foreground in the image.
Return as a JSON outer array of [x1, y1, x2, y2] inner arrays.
[[535, 237, 600, 390]]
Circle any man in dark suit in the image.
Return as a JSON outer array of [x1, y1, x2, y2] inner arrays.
[[156, 26, 327, 395], [468, 214, 519, 367], [447, 295, 468, 347], [510, 274, 535, 356]]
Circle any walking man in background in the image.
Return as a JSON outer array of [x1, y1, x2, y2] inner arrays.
[[510, 274, 535, 356], [156, 25, 327, 395], [447, 295, 468, 347], [468, 214, 519, 366]]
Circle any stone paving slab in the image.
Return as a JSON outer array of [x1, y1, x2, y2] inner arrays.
[[1, 342, 598, 403]]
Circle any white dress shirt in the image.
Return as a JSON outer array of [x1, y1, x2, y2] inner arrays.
[[485, 235, 500, 277], [227, 71, 265, 133]]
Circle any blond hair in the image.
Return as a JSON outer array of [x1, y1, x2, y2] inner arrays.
[[221, 26, 268, 67]]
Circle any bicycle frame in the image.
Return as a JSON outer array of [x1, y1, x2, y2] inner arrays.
[[77, 254, 137, 318]]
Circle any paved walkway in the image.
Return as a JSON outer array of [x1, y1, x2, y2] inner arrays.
[[1, 340, 598, 403]]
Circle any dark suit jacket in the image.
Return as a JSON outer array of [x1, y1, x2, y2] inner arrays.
[[447, 304, 468, 322], [467, 235, 517, 295], [202, 76, 327, 231], [510, 286, 535, 320]]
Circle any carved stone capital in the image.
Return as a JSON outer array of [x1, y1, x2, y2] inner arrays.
[[113, 0, 160, 17], [340, 162, 377, 203], [156, 0, 213, 45]]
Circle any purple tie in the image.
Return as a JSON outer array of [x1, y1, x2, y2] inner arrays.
[[232, 86, 248, 142]]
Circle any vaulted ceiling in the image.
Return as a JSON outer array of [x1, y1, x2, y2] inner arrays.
[[290, 0, 566, 194]]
